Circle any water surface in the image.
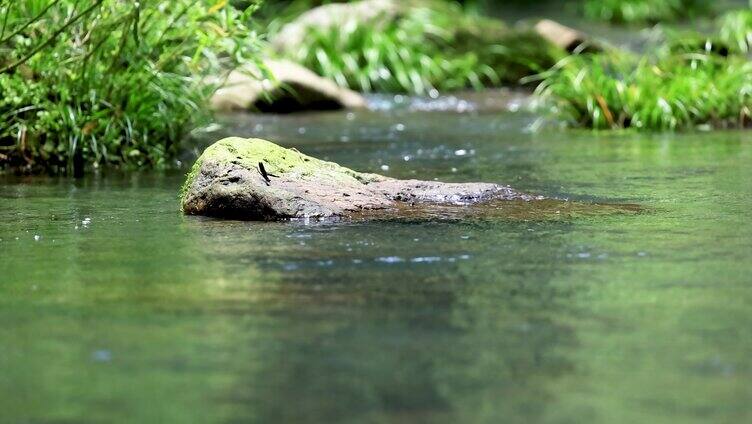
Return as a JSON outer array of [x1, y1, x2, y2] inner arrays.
[[2, 106, 751, 423]]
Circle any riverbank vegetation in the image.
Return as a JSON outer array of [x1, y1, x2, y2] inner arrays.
[[536, 1, 752, 130], [534, 54, 752, 130], [718, 7, 752, 53], [582, 0, 707, 24], [0, 0, 262, 173], [270, 0, 565, 94]]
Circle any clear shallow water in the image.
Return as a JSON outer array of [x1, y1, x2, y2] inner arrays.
[[2, 107, 752, 423]]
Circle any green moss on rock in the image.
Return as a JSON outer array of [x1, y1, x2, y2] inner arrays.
[[180, 137, 535, 220], [180, 137, 381, 204]]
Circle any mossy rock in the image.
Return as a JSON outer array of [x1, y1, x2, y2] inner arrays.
[[181, 137, 539, 220]]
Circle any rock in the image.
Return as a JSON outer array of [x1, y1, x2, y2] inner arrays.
[[181, 137, 541, 220], [210, 60, 366, 113], [271, 0, 400, 52], [534, 19, 593, 52]]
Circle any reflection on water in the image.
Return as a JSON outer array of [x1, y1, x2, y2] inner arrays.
[[2, 105, 751, 423], [345, 198, 643, 223]]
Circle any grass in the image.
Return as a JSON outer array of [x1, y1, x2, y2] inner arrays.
[[533, 53, 752, 130], [537, 0, 752, 131], [718, 5, 752, 54], [582, 0, 706, 24], [0, 0, 263, 173], [275, 0, 564, 94], [664, 2, 752, 56]]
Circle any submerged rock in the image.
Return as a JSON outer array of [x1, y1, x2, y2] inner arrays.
[[181, 138, 541, 220], [210, 60, 366, 113]]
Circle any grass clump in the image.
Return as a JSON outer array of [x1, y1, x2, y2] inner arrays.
[[663, 3, 752, 56], [0, 0, 263, 173], [582, 0, 706, 24], [718, 5, 752, 54], [277, 1, 563, 94], [534, 53, 752, 130]]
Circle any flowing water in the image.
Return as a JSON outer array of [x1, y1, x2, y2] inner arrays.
[[2, 103, 751, 423]]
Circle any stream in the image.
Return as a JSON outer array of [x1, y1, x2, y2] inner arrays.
[[2, 100, 751, 423]]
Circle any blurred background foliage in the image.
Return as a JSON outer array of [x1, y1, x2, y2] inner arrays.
[[271, 0, 565, 94], [581, 0, 708, 24]]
